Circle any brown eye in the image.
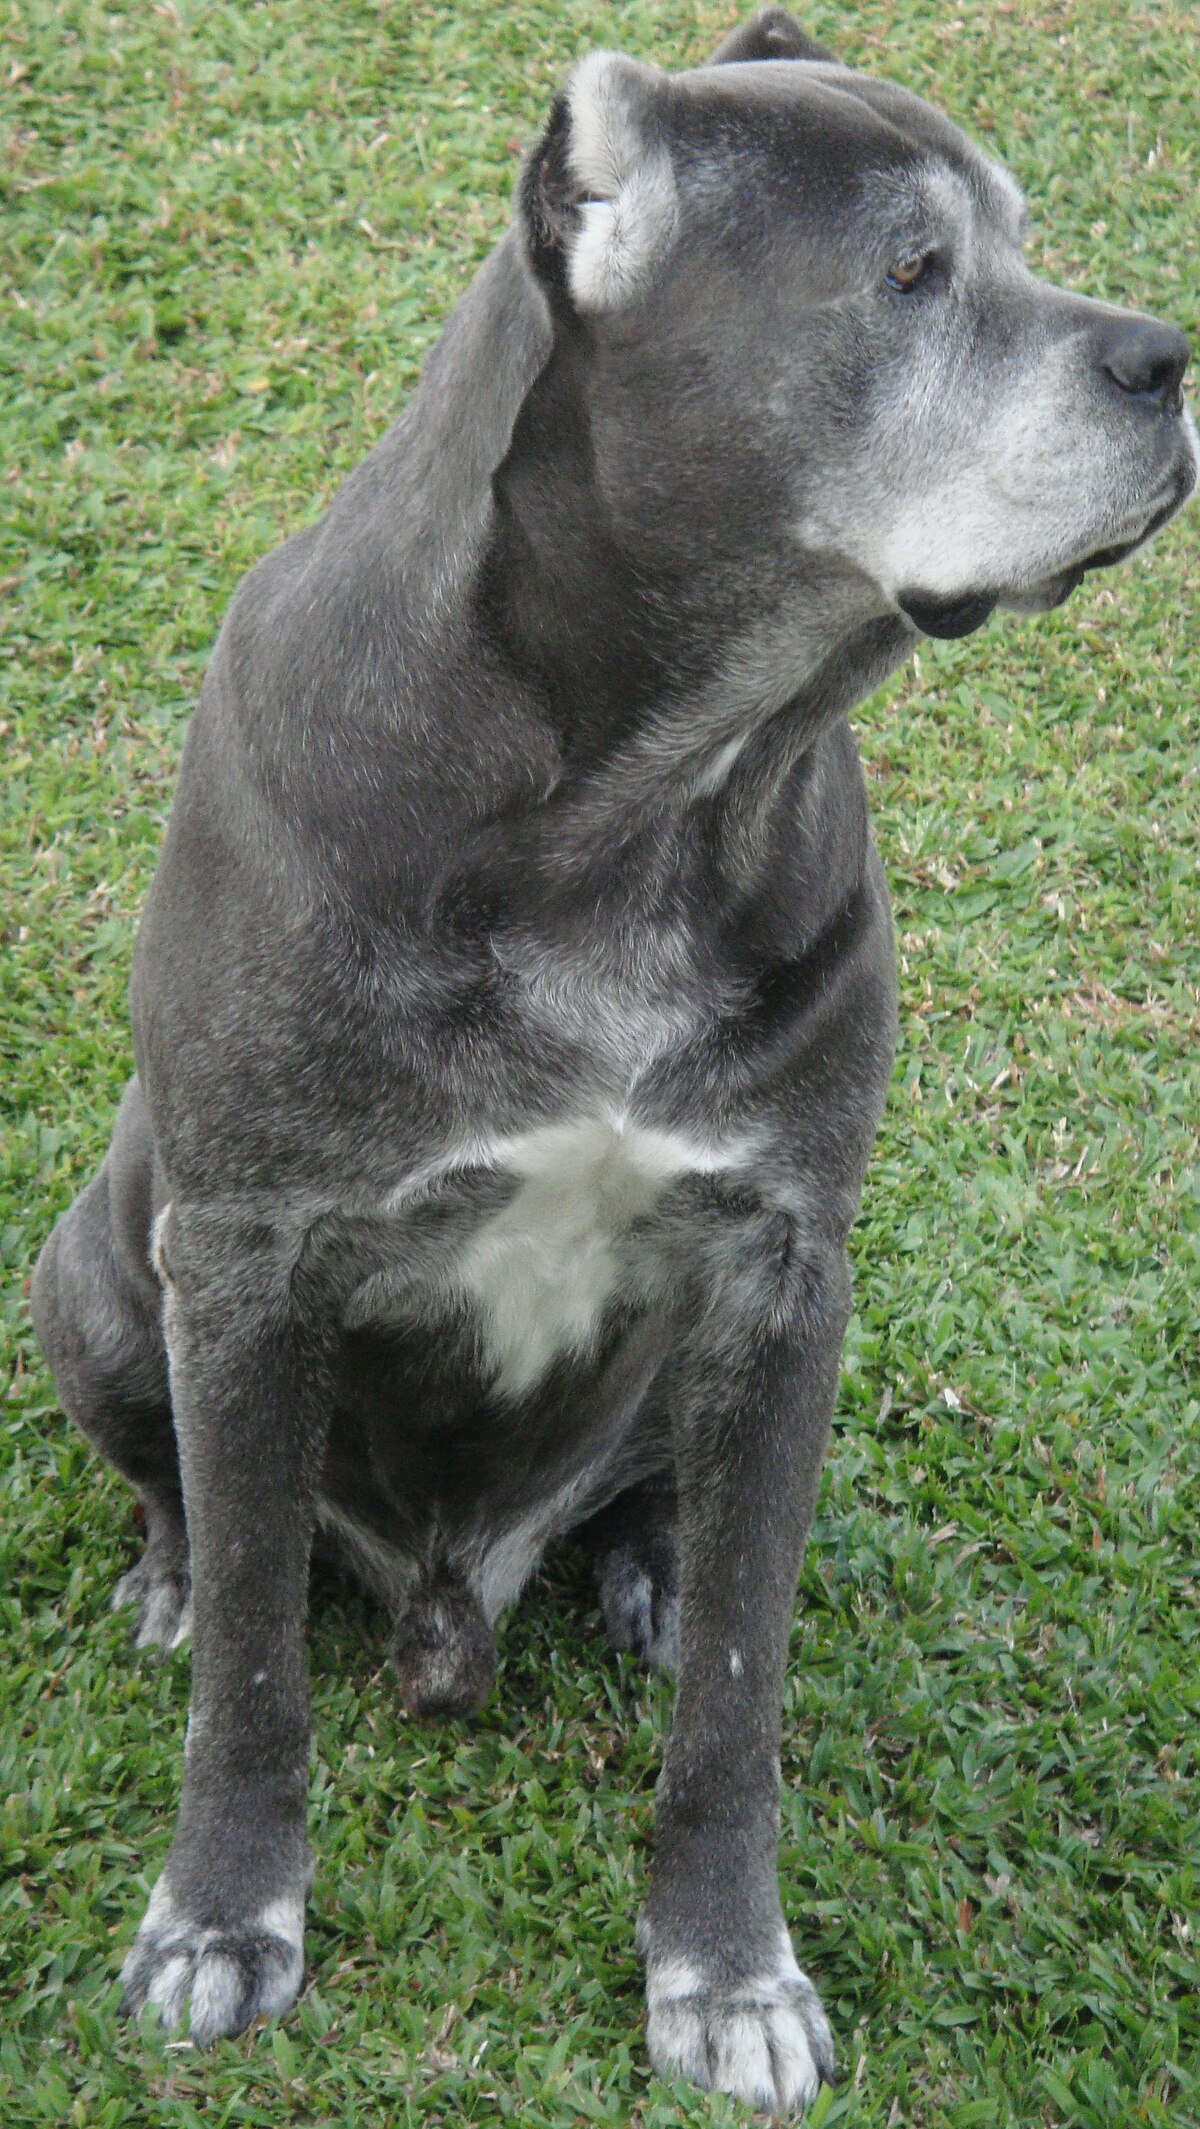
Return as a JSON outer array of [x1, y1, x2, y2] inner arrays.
[[886, 253, 934, 292]]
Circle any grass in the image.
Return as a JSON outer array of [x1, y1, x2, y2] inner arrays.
[[2, 2, 1198, 2124]]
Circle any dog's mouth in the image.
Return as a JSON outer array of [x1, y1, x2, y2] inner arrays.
[[898, 461, 1196, 640], [1073, 471, 1192, 573], [1019, 474, 1193, 614]]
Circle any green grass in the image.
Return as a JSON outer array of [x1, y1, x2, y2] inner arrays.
[[2, 2, 1198, 2124]]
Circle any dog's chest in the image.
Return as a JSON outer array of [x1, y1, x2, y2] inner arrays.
[[360, 1111, 745, 1401], [457, 1115, 721, 1397], [348, 916, 752, 1397]]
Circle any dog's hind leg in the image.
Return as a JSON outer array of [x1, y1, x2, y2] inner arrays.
[[583, 1473, 679, 1673], [30, 1078, 189, 1651]]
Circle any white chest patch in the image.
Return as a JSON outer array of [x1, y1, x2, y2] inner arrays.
[[455, 1113, 746, 1401]]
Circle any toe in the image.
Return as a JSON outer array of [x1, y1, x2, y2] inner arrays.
[[187, 1950, 248, 2043], [138, 1949, 194, 2028], [707, 2005, 782, 2109]]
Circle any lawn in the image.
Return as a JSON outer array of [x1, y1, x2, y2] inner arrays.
[[2, 2, 1198, 2124]]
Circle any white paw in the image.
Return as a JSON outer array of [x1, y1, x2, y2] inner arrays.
[[119, 1881, 304, 2045], [646, 1950, 834, 2114], [598, 1548, 679, 1671], [112, 1554, 191, 1653]]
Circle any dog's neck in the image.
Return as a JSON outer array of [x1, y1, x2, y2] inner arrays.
[[479, 326, 704, 764], [476, 324, 911, 885], [374, 235, 912, 832]]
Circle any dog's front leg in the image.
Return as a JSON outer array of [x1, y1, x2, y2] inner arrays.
[[639, 1201, 846, 2114], [119, 1206, 334, 2044]]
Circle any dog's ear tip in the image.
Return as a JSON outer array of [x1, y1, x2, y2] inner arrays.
[[570, 46, 659, 92], [708, 8, 840, 67], [760, 5, 807, 36], [519, 52, 676, 317]]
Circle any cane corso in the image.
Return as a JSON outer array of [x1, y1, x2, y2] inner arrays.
[[32, 8, 1195, 2110]]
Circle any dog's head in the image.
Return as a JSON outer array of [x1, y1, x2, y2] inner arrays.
[[518, 7, 1196, 641]]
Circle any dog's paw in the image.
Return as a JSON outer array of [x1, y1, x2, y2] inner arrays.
[[111, 1550, 192, 1654], [645, 1954, 835, 2114], [119, 1881, 304, 2045], [596, 1540, 679, 1672]]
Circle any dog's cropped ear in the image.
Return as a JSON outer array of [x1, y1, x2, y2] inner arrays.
[[520, 52, 677, 316], [708, 7, 838, 66]]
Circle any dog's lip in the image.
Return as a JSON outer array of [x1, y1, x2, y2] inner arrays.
[[895, 588, 998, 639], [1077, 481, 1188, 573], [1075, 462, 1195, 574]]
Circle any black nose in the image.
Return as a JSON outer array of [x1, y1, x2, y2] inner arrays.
[[1099, 316, 1191, 412]]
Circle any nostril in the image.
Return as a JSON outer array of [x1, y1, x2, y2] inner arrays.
[[1101, 320, 1191, 410]]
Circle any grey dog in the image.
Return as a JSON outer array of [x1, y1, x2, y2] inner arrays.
[[31, 8, 1195, 2111]]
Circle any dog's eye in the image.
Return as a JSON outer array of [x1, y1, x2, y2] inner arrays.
[[885, 252, 935, 293]]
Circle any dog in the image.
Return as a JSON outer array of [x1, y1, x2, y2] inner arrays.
[[31, 8, 1195, 2111]]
